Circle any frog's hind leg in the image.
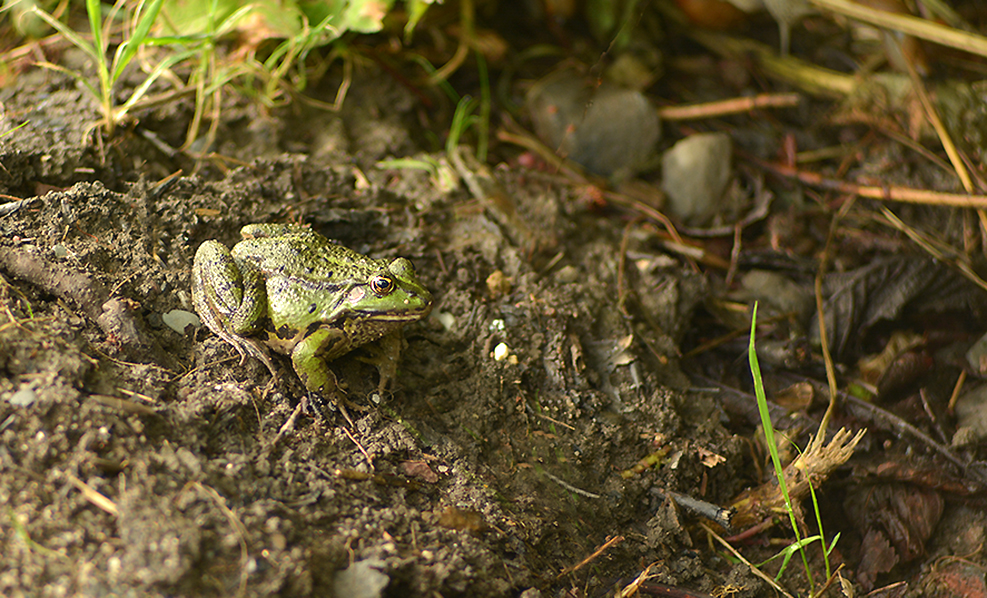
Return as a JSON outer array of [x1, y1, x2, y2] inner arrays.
[[193, 240, 277, 376], [193, 240, 268, 334]]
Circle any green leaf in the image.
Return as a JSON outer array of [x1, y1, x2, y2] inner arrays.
[[86, 0, 103, 54], [344, 0, 393, 33], [403, 0, 434, 40], [159, 0, 244, 37], [377, 158, 439, 174]]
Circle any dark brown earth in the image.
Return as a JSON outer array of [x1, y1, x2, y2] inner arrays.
[[0, 65, 746, 597], [3, 11, 987, 598]]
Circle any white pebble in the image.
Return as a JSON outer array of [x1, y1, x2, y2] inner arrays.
[[163, 309, 200, 334], [493, 342, 510, 361]]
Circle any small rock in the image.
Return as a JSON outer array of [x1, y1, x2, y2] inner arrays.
[[527, 69, 661, 178], [493, 342, 510, 361], [9, 387, 37, 407], [486, 270, 512, 298], [662, 132, 733, 225], [555, 265, 579, 284], [739, 270, 813, 319], [966, 331, 987, 374], [333, 559, 389, 598], [953, 384, 987, 446], [433, 311, 456, 332], [162, 309, 200, 335]]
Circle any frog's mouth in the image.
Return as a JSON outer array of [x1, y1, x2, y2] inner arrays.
[[354, 303, 432, 321]]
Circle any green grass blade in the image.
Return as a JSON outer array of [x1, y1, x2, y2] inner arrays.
[[215, 5, 255, 37], [377, 158, 440, 174], [827, 532, 841, 556], [113, 0, 165, 83], [446, 95, 479, 156], [411, 55, 460, 103], [141, 34, 208, 45], [0, 121, 29, 140], [29, 7, 100, 62], [806, 468, 832, 578], [115, 48, 197, 118], [403, 0, 431, 40], [776, 535, 821, 580], [750, 303, 816, 591], [86, 0, 103, 54]]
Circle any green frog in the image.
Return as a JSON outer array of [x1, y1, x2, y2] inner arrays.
[[192, 223, 433, 397]]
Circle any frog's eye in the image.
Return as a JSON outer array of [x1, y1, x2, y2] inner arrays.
[[370, 275, 395, 296]]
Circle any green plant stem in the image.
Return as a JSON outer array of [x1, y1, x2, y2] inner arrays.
[[749, 303, 814, 592]]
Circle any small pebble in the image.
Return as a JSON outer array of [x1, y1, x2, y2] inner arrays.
[[333, 558, 389, 598], [966, 331, 987, 374], [554, 265, 579, 284], [953, 384, 987, 446], [9, 388, 37, 406], [162, 309, 200, 334], [486, 270, 513, 298], [661, 132, 733, 224], [433, 311, 456, 332], [527, 68, 661, 178]]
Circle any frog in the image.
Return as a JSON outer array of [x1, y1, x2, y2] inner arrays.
[[191, 223, 433, 398]]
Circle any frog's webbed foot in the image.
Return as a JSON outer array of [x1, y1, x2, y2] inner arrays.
[[232, 335, 279, 378], [303, 373, 368, 429], [198, 309, 278, 378], [272, 372, 351, 439]]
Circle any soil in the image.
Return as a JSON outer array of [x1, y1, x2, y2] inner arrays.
[[0, 64, 745, 597], [0, 22, 984, 598]]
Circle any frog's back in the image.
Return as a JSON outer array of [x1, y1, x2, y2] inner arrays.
[[232, 234, 382, 282], [231, 232, 389, 328]]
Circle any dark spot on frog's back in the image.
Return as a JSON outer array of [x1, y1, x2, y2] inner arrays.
[[305, 264, 331, 277]]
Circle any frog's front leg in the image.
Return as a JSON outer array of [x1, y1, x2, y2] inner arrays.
[[358, 332, 405, 396], [193, 240, 276, 374], [290, 324, 349, 394]]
